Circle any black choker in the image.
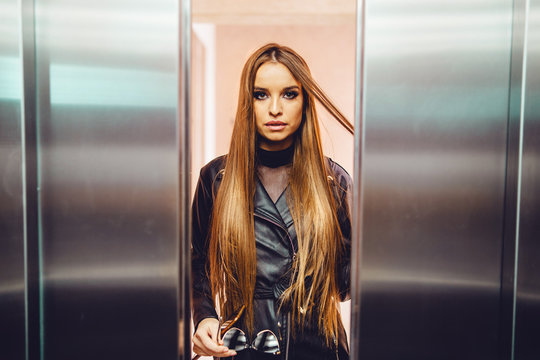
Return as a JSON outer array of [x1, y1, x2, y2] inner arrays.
[[257, 146, 294, 168]]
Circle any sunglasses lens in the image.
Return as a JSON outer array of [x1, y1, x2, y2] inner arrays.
[[253, 330, 280, 354], [222, 327, 248, 352]]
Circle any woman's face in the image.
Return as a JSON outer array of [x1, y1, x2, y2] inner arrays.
[[253, 62, 303, 151]]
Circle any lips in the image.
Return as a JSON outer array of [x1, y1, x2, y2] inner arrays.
[[265, 121, 286, 126], [265, 121, 287, 131]]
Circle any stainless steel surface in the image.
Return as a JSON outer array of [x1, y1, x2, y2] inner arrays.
[[0, 1, 25, 359], [34, 0, 182, 359], [356, 0, 513, 358], [514, 1, 540, 358], [180, 0, 191, 358], [349, 0, 365, 358], [20, 0, 40, 358], [500, 0, 529, 357]]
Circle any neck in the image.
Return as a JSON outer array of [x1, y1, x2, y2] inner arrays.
[[257, 144, 294, 168]]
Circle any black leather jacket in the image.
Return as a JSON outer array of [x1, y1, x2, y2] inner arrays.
[[191, 155, 352, 360]]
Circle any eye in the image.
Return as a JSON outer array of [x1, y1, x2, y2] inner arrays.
[[253, 91, 268, 100], [283, 90, 299, 100]]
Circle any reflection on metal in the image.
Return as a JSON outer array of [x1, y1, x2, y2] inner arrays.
[[501, 0, 527, 349], [356, 0, 513, 358], [514, 0, 540, 358], [361, 269, 502, 290], [180, 0, 191, 358], [502, 0, 530, 357], [0, 1, 25, 359], [20, 0, 40, 358], [34, 0, 181, 359], [350, 0, 365, 358], [49, 65, 177, 107]]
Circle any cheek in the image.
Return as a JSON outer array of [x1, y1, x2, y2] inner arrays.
[[253, 104, 265, 132], [292, 101, 303, 124], [255, 101, 267, 118]]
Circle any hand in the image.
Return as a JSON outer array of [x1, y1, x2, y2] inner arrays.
[[193, 318, 237, 358]]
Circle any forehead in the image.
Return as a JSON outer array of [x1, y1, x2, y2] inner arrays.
[[254, 62, 300, 88]]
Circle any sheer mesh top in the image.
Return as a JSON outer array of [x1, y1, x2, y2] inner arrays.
[[256, 145, 294, 203]]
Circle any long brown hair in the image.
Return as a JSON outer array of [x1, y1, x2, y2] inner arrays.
[[209, 43, 353, 345]]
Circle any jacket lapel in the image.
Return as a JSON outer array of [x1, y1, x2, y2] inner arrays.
[[274, 188, 297, 250], [253, 178, 298, 252], [274, 189, 292, 228], [253, 178, 286, 227]]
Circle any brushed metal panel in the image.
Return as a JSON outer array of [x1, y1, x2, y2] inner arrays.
[[20, 0, 41, 358], [514, 1, 540, 358], [349, 0, 365, 358], [34, 0, 182, 359], [180, 0, 191, 358], [500, 0, 528, 357], [0, 1, 25, 359], [357, 0, 513, 358]]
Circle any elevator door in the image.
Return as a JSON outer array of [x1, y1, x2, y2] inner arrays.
[[350, 0, 540, 359]]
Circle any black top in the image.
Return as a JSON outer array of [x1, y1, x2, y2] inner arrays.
[[257, 145, 294, 168]]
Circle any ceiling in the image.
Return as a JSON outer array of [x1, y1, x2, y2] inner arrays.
[[192, 0, 356, 25]]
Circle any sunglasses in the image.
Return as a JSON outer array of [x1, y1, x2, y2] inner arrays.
[[221, 327, 280, 355]]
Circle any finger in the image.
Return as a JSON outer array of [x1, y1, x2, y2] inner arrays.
[[205, 324, 219, 342], [199, 333, 230, 354], [195, 338, 237, 358], [192, 332, 206, 349], [195, 345, 235, 358], [213, 349, 237, 358], [192, 345, 209, 357], [193, 345, 236, 358], [193, 332, 218, 353]]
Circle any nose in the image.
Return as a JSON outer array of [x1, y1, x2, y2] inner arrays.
[[269, 97, 282, 117]]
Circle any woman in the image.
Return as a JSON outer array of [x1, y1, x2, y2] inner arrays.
[[191, 43, 353, 359]]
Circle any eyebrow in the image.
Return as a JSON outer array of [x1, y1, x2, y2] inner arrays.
[[253, 85, 300, 91]]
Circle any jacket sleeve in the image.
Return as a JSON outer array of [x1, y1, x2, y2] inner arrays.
[[191, 168, 219, 328], [334, 166, 353, 302]]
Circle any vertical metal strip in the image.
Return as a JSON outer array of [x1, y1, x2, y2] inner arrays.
[[511, 1, 530, 358], [179, 0, 192, 358], [350, 0, 366, 359], [19, 0, 39, 359], [500, 0, 529, 358]]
